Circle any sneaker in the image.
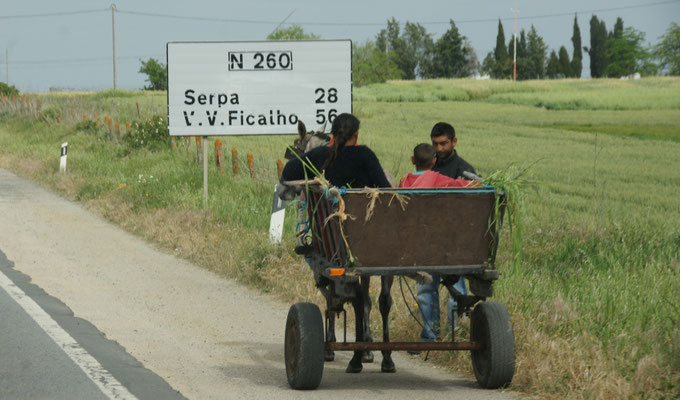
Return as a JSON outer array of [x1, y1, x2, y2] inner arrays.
[[407, 349, 421, 355]]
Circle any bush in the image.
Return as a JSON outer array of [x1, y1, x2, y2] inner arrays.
[[123, 114, 169, 149], [0, 82, 19, 97], [40, 106, 61, 120], [74, 120, 99, 134]]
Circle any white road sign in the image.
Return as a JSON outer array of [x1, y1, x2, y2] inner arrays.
[[166, 40, 352, 136]]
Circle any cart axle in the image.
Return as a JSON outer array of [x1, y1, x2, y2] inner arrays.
[[326, 341, 482, 351]]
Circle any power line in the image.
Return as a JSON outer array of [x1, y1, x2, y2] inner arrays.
[[117, 0, 679, 27], [116, 9, 277, 24], [0, 8, 108, 20], [0, 1, 677, 26], [510, 0, 680, 24], [10, 55, 163, 66]]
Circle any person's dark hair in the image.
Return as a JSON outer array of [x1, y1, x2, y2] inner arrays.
[[413, 143, 435, 169], [322, 113, 360, 171], [430, 122, 455, 140]]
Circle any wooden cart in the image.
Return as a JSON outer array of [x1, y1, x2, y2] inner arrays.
[[280, 182, 515, 390]]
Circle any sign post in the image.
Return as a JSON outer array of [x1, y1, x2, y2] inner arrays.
[[203, 136, 208, 207]]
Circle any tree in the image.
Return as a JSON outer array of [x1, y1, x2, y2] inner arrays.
[[515, 30, 531, 80], [464, 39, 480, 75], [376, 18, 401, 54], [376, 18, 411, 78], [526, 25, 548, 79], [654, 22, 680, 75], [606, 26, 654, 77], [558, 46, 572, 77], [547, 50, 560, 78], [571, 15, 583, 78], [267, 25, 319, 40], [424, 20, 472, 78], [0, 82, 19, 97], [587, 15, 609, 78], [400, 22, 434, 79], [352, 41, 403, 87], [138, 58, 167, 91], [481, 52, 495, 76], [492, 19, 510, 78], [611, 17, 624, 40]]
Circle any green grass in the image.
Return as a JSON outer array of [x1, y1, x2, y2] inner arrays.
[[1, 79, 679, 398], [541, 123, 680, 142], [356, 77, 680, 110]]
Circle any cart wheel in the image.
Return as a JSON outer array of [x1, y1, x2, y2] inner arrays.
[[470, 302, 515, 389], [285, 302, 324, 390]]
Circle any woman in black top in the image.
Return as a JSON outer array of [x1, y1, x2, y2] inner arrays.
[[281, 113, 391, 188]]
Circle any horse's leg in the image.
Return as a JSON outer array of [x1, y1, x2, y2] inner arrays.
[[379, 276, 396, 372], [346, 286, 364, 373], [325, 307, 336, 362], [360, 276, 374, 363]]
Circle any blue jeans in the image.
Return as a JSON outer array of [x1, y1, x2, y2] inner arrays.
[[417, 276, 467, 342]]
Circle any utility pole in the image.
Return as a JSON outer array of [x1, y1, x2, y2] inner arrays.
[[111, 4, 117, 90], [5, 48, 8, 84], [513, 2, 518, 81]]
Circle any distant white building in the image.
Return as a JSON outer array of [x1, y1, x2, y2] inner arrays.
[[620, 72, 641, 80]]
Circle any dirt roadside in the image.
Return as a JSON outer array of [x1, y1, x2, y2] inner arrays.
[[0, 168, 516, 399]]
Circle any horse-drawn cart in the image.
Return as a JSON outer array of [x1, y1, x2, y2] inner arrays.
[[280, 181, 515, 390]]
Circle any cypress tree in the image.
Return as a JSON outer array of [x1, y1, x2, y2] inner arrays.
[[571, 15, 583, 78], [558, 46, 572, 78], [547, 50, 560, 78], [517, 30, 529, 80], [612, 17, 624, 39], [493, 19, 510, 78], [588, 15, 608, 78]]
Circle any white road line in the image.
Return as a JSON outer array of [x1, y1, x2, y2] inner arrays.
[[0, 269, 139, 400]]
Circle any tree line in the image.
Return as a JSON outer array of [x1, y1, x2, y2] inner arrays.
[[350, 16, 679, 86], [138, 18, 680, 90]]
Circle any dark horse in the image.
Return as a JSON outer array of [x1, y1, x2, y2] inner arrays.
[[284, 121, 396, 373]]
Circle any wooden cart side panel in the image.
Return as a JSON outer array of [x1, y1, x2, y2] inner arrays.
[[309, 191, 346, 267], [341, 192, 496, 267]]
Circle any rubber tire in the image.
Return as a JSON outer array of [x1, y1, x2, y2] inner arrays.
[[285, 302, 325, 390], [470, 302, 515, 389]]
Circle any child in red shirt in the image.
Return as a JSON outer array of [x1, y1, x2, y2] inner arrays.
[[399, 143, 476, 348], [399, 143, 478, 188]]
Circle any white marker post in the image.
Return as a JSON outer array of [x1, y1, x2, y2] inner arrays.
[[59, 142, 68, 172], [269, 184, 286, 243]]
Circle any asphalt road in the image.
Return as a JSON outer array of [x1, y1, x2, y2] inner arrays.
[[0, 252, 184, 400], [0, 167, 517, 400]]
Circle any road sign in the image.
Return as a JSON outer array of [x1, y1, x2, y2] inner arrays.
[[166, 40, 352, 136]]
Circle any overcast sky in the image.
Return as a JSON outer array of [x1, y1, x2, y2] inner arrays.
[[1, 0, 678, 92]]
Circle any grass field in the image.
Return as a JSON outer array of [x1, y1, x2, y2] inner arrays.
[[1, 78, 678, 399]]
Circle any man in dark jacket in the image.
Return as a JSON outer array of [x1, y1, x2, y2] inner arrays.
[[430, 122, 476, 179], [409, 122, 474, 350]]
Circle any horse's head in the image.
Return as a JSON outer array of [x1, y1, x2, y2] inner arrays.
[[284, 120, 330, 160]]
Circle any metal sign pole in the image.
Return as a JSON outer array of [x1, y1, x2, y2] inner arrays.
[[203, 136, 208, 208]]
